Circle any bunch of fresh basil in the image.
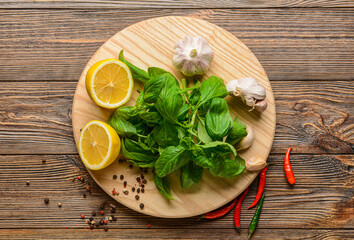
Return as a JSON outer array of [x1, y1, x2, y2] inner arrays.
[[108, 51, 248, 199]]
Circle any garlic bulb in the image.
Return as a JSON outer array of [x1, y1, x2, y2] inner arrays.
[[246, 157, 267, 171], [172, 36, 214, 76], [236, 124, 254, 151], [226, 77, 267, 112]]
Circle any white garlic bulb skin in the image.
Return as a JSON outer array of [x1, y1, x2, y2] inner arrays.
[[226, 77, 267, 112], [172, 36, 214, 76], [245, 156, 267, 171]]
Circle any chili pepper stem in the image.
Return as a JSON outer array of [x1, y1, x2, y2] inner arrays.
[[197, 215, 205, 221], [236, 227, 241, 234]]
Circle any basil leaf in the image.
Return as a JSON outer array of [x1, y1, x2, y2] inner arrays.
[[108, 116, 137, 137], [200, 141, 237, 156], [121, 138, 157, 167], [138, 110, 161, 125], [192, 155, 214, 169], [209, 155, 246, 178], [143, 74, 167, 103], [154, 173, 174, 200], [110, 106, 137, 121], [155, 74, 183, 125], [177, 103, 190, 121], [180, 161, 203, 189], [179, 137, 194, 150], [133, 120, 149, 135], [205, 98, 233, 141], [197, 116, 212, 144], [155, 145, 190, 177], [136, 91, 151, 111], [119, 50, 150, 83], [177, 126, 186, 139], [148, 67, 168, 77], [226, 117, 248, 145], [198, 76, 228, 106], [152, 119, 179, 148]]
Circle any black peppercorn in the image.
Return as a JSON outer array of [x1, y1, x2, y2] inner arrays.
[[111, 207, 116, 213], [44, 198, 49, 204], [137, 188, 140, 193], [132, 187, 135, 192], [135, 195, 140, 200], [89, 216, 94, 221], [113, 175, 117, 180], [144, 169, 148, 174], [83, 193, 86, 198], [141, 188, 145, 193], [136, 177, 141, 182], [141, 174, 144, 179], [139, 203, 144, 209], [92, 211, 96, 216], [123, 181, 127, 187], [142, 179, 147, 184], [100, 220, 104, 225], [141, 184, 145, 188], [104, 226, 108, 232], [42, 159, 46, 164], [120, 175, 124, 180], [129, 164, 133, 168], [26, 181, 30, 186]]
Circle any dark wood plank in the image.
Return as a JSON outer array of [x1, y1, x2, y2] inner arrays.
[[0, 154, 352, 229], [1, 0, 353, 8], [1, 9, 353, 81], [0, 81, 352, 155], [0, 229, 353, 240]]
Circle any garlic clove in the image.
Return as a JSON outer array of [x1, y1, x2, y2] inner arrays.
[[254, 99, 268, 112], [236, 124, 254, 151], [172, 36, 214, 76], [246, 156, 267, 171], [226, 77, 267, 112]]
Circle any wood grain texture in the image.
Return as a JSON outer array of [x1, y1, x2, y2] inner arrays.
[[0, 81, 352, 155], [1, 9, 353, 81], [1, 0, 354, 8], [0, 229, 353, 240], [71, 16, 276, 218], [0, 154, 352, 229]]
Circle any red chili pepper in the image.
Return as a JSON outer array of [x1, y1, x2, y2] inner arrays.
[[248, 167, 267, 209], [284, 147, 296, 185], [199, 198, 237, 220], [234, 188, 249, 234]]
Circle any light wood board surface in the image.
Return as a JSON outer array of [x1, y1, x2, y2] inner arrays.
[[71, 16, 275, 218]]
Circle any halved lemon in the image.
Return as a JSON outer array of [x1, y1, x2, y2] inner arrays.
[[86, 59, 133, 109], [78, 120, 120, 170]]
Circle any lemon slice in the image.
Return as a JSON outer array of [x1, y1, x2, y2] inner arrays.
[[78, 120, 120, 170], [86, 59, 133, 109]]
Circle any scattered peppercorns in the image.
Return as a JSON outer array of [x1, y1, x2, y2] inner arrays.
[[136, 177, 141, 182], [141, 184, 145, 188], [132, 187, 135, 192], [92, 211, 96, 216], [123, 189, 129, 195], [144, 169, 148, 174], [137, 188, 140, 193], [129, 164, 133, 168], [123, 181, 127, 187], [58, 203, 62, 208], [113, 175, 117, 180], [142, 179, 147, 184], [135, 195, 140, 200], [140, 203, 144, 209], [89, 216, 94, 221], [83, 193, 87, 198], [104, 226, 108, 232], [26, 181, 30, 186], [100, 219, 104, 225], [141, 188, 145, 193], [44, 198, 49, 204], [120, 175, 124, 180], [42, 159, 46, 164], [141, 174, 145, 179]]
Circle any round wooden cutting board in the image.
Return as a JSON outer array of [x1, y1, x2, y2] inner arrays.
[[72, 16, 276, 218]]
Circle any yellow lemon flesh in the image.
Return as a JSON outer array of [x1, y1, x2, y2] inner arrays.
[[86, 59, 133, 109], [78, 120, 120, 170]]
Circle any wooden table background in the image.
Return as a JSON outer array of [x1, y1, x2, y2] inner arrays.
[[0, 1, 353, 239]]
